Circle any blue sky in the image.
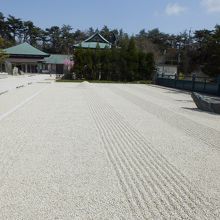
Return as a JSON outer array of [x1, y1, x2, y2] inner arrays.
[[1, 0, 220, 34]]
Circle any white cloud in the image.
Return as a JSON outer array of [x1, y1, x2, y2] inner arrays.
[[201, 0, 220, 13], [165, 3, 187, 16]]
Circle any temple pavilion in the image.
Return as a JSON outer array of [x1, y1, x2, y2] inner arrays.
[[4, 42, 49, 74], [74, 32, 112, 49]]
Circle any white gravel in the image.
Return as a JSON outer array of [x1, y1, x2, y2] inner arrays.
[[0, 74, 54, 94], [0, 82, 220, 219]]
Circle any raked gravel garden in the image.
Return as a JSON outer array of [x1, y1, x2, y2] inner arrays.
[[0, 76, 220, 219]]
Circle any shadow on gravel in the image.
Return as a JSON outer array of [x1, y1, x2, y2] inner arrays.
[[165, 89, 190, 95], [175, 99, 194, 103], [150, 85, 191, 95], [182, 107, 220, 115]]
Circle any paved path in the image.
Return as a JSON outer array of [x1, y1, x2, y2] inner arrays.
[[0, 82, 220, 219]]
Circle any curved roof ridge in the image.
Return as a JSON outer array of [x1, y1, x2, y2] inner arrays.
[[84, 32, 111, 44]]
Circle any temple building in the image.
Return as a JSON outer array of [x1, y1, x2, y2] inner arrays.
[[74, 32, 112, 49], [4, 42, 49, 74], [43, 54, 73, 74], [3, 43, 73, 75], [2, 33, 113, 74]]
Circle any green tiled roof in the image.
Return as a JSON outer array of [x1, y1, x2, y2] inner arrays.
[[44, 54, 72, 64], [74, 32, 112, 49], [4, 42, 48, 56]]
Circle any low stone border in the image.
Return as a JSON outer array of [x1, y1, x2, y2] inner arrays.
[[0, 90, 9, 96], [0, 76, 8, 79], [16, 85, 25, 89]]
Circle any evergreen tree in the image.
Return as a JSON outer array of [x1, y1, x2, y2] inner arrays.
[[45, 26, 62, 53], [127, 37, 138, 81], [202, 26, 220, 77], [6, 15, 23, 42], [74, 48, 84, 79], [0, 38, 8, 66]]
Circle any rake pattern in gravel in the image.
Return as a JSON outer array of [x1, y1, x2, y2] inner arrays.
[[83, 85, 220, 219], [110, 86, 220, 150]]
